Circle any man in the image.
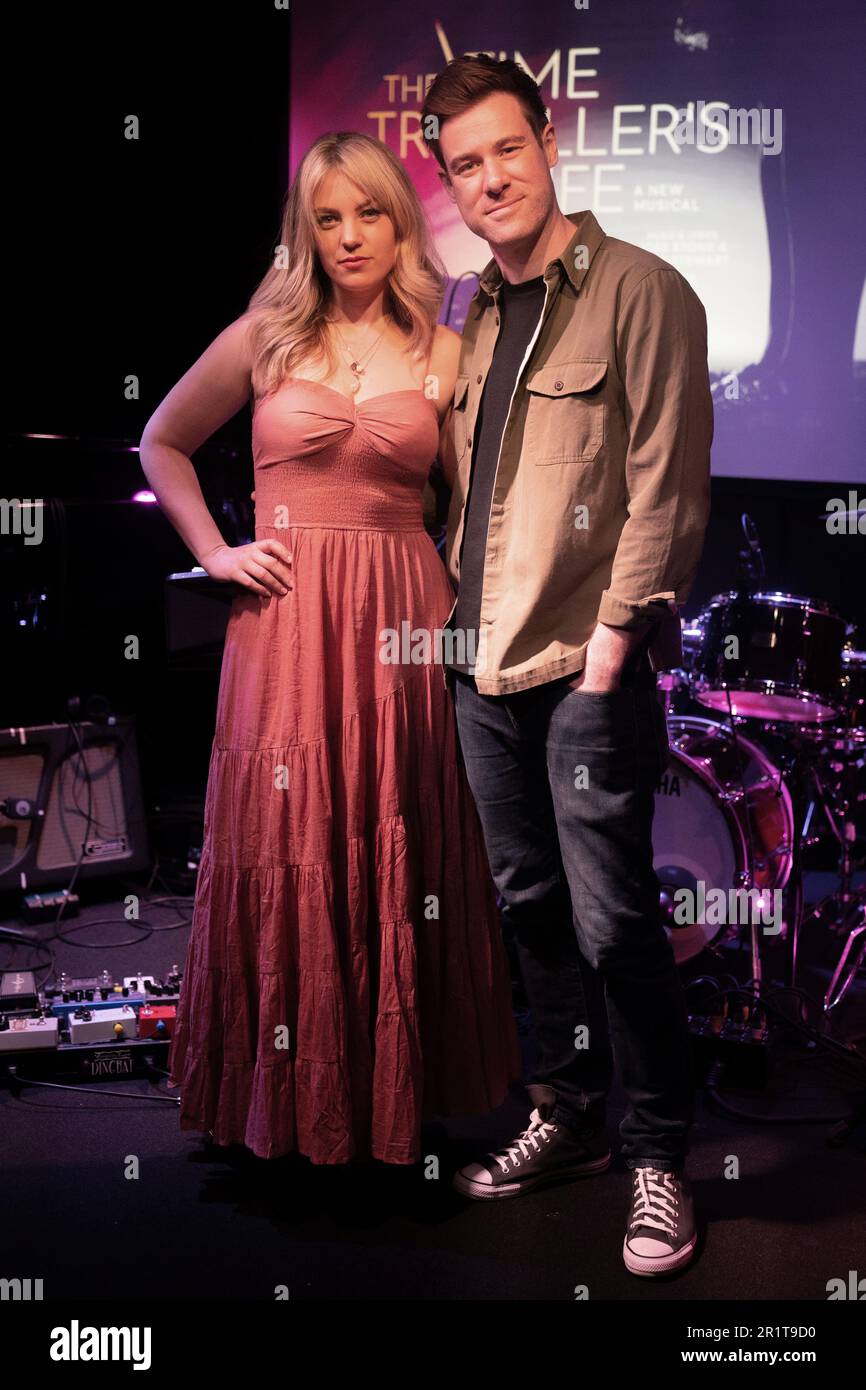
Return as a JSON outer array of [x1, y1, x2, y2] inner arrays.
[[422, 54, 713, 1276]]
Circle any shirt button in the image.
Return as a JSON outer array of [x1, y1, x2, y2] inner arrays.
[[467, 437, 472, 448], [554, 380, 564, 391], [476, 374, 482, 383]]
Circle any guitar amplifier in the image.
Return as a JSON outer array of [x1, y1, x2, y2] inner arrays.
[[0, 718, 149, 892]]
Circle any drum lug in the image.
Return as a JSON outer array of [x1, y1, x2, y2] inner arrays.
[[766, 841, 791, 858]]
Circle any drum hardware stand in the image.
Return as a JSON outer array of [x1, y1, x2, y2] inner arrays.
[[822, 892, 866, 1012], [738, 512, 765, 591], [776, 739, 809, 991], [692, 515, 865, 1003], [764, 726, 865, 1008], [716, 684, 770, 989], [799, 734, 866, 1010], [706, 522, 771, 989]]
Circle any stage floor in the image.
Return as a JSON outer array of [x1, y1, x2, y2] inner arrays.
[[1, 870, 864, 1301]]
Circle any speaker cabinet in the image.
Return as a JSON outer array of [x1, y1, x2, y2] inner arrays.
[[0, 719, 149, 891]]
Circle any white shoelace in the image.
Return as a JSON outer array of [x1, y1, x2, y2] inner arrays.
[[629, 1167, 679, 1237], [490, 1108, 555, 1174]]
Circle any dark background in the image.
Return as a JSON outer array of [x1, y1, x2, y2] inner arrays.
[[7, 4, 292, 830], [6, 3, 865, 857], [1, 3, 864, 1316]]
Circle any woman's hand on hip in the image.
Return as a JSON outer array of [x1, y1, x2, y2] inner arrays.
[[199, 539, 293, 598]]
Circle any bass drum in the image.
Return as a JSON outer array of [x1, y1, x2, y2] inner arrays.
[[653, 715, 794, 963]]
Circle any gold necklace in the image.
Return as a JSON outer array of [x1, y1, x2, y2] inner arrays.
[[327, 315, 390, 394]]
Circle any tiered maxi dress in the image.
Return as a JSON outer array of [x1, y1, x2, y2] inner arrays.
[[167, 376, 521, 1163]]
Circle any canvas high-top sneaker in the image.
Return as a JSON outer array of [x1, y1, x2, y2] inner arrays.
[[452, 1105, 611, 1200], [623, 1165, 697, 1275]]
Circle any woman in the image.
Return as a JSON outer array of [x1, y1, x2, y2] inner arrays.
[[139, 131, 520, 1164]]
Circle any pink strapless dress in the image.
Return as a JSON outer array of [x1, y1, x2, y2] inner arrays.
[[167, 378, 521, 1163]]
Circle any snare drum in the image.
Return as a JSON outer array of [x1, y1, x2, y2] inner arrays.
[[653, 715, 794, 962], [690, 591, 848, 723]]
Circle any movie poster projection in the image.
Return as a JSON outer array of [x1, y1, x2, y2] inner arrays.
[[291, 0, 866, 481]]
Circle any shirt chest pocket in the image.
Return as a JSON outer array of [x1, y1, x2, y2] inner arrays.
[[524, 359, 607, 464], [451, 373, 471, 460]]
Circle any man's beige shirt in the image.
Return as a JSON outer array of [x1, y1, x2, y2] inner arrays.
[[444, 208, 713, 695]]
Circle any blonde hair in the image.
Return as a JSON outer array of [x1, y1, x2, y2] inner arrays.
[[245, 132, 447, 400]]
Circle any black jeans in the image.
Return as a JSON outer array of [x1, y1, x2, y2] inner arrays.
[[451, 662, 695, 1172]]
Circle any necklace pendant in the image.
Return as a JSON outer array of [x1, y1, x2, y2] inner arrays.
[[349, 376, 361, 394]]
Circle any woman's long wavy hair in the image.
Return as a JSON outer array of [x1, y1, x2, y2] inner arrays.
[[245, 132, 447, 401]]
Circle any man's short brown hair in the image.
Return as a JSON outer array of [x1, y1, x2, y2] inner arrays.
[[421, 54, 550, 174]]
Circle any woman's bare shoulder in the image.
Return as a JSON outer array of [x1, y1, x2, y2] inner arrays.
[[433, 322, 462, 358], [228, 310, 259, 359]]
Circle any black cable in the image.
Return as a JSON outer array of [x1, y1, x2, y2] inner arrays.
[[65, 719, 132, 837], [705, 1077, 852, 1127], [47, 714, 95, 937], [696, 977, 866, 1073], [683, 967, 866, 1094], [683, 975, 728, 1011], [52, 918, 154, 949], [52, 904, 193, 948]]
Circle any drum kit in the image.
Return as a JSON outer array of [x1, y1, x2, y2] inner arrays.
[[652, 515, 865, 1013]]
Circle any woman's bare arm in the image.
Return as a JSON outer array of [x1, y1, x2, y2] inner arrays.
[[429, 325, 461, 490], [139, 315, 292, 597]]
